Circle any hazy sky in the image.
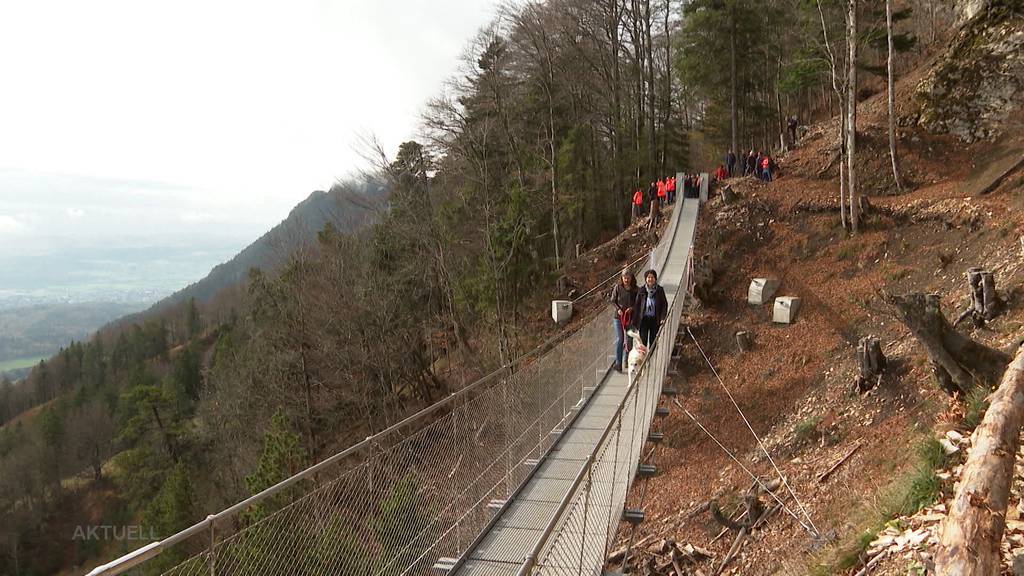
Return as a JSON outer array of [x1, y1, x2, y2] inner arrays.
[[0, 0, 497, 250]]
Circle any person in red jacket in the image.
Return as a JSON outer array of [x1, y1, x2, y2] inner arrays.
[[631, 188, 644, 222], [714, 165, 728, 182], [656, 179, 667, 204], [761, 154, 772, 182], [666, 176, 676, 204]]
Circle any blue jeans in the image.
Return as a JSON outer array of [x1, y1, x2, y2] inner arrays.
[[613, 316, 630, 367]]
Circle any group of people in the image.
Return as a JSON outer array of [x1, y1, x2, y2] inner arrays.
[[610, 268, 668, 372], [720, 149, 776, 183], [630, 173, 705, 222]]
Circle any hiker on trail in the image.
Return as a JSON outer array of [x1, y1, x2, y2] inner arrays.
[[761, 153, 773, 182], [667, 175, 676, 205], [611, 270, 638, 373], [787, 116, 799, 144], [647, 181, 658, 204], [755, 151, 765, 180], [726, 150, 737, 177], [745, 150, 757, 177], [714, 165, 728, 182], [632, 188, 644, 222], [656, 178, 667, 205], [632, 269, 668, 347]]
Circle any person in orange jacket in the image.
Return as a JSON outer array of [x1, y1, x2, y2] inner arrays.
[[666, 176, 676, 204], [656, 179, 667, 204], [631, 188, 644, 222]]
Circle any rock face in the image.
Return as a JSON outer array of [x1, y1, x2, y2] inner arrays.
[[915, 3, 1024, 142], [956, 0, 992, 24]]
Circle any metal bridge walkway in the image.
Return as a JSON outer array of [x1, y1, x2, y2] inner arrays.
[[450, 198, 700, 575]]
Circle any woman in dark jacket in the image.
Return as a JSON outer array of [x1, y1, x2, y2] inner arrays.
[[610, 269, 638, 372], [632, 269, 668, 347]]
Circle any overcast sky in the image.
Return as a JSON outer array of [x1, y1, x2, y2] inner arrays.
[[0, 0, 497, 251]]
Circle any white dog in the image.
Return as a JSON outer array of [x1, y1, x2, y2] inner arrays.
[[625, 329, 649, 382]]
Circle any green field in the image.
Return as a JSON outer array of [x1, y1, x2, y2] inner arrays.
[[0, 356, 48, 374]]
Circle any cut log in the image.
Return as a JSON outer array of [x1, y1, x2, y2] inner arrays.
[[935, 344, 1024, 575], [721, 184, 736, 204], [886, 292, 1010, 396]]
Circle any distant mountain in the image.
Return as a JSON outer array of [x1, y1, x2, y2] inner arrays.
[[147, 177, 388, 312]]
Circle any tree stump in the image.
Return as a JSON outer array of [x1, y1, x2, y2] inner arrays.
[[722, 184, 736, 204], [855, 336, 886, 393], [955, 268, 1000, 326], [693, 254, 714, 302], [736, 331, 753, 353], [886, 292, 1010, 397]]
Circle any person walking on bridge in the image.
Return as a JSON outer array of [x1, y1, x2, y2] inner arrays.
[[632, 269, 668, 347], [611, 270, 638, 372], [666, 175, 676, 205]]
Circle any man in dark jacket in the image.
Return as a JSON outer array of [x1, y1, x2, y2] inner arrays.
[[632, 269, 668, 347], [725, 150, 737, 177]]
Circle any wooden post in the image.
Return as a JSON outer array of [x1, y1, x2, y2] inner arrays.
[[935, 345, 1024, 575]]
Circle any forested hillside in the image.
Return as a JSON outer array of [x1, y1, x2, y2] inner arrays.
[[0, 0, 1000, 574]]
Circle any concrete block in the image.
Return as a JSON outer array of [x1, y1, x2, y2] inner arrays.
[[748, 278, 781, 305], [551, 300, 573, 323], [773, 296, 801, 324]]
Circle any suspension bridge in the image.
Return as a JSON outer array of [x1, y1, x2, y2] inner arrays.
[[87, 174, 702, 576]]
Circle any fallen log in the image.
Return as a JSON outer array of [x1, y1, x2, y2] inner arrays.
[[935, 344, 1024, 575], [886, 292, 1009, 396]]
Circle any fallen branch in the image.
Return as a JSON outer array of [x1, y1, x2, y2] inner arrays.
[[817, 442, 863, 483]]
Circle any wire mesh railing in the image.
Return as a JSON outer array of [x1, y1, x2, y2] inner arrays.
[[86, 183, 690, 576], [519, 197, 695, 576]]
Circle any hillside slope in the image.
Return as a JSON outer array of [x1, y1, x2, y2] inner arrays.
[[146, 178, 388, 313], [609, 13, 1024, 574]]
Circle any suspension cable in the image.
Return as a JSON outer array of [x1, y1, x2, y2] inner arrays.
[[679, 405, 817, 535], [571, 249, 653, 304], [686, 327, 821, 537]]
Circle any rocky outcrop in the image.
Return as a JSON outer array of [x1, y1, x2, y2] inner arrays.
[[914, 2, 1024, 142]]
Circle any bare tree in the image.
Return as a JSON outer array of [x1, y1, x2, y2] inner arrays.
[[846, 0, 859, 233], [886, 0, 903, 193]]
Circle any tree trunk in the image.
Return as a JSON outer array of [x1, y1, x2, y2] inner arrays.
[[885, 0, 903, 193], [847, 0, 859, 233], [816, 0, 848, 229], [887, 293, 1010, 396], [935, 344, 1024, 575], [730, 2, 739, 158]]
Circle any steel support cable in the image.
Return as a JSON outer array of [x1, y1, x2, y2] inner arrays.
[[679, 406, 817, 536], [571, 249, 654, 304], [685, 327, 821, 537]]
